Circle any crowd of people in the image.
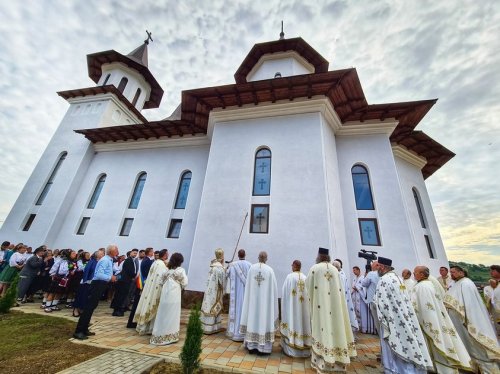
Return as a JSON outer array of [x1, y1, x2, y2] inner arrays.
[[0, 239, 499, 373]]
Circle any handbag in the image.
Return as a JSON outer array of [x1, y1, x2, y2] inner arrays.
[[58, 277, 69, 288]]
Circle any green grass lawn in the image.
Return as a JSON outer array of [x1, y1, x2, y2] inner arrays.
[[0, 311, 107, 374]]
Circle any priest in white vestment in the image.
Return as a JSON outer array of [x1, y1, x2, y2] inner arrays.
[[306, 248, 356, 373], [150, 253, 188, 345], [411, 266, 472, 373], [333, 260, 359, 332], [226, 249, 251, 341], [444, 265, 500, 373], [200, 248, 225, 334], [239, 251, 278, 354], [402, 268, 417, 292], [134, 249, 168, 335], [374, 257, 433, 374], [351, 266, 364, 329], [280, 260, 311, 357], [438, 267, 455, 291]]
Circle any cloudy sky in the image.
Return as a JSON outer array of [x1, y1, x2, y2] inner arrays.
[[0, 1, 498, 264]]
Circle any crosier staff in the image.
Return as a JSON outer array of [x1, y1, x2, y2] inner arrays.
[[225, 212, 248, 264]]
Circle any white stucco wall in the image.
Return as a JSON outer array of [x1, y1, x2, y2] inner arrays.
[[52, 144, 210, 263], [320, 116, 349, 263], [247, 53, 314, 82], [188, 112, 333, 294], [336, 134, 420, 274], [394, 156, 448, 277], [0, 96, 144, 247]]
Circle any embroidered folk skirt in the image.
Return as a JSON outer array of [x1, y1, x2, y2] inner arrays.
[[0, 266, 18, 284]]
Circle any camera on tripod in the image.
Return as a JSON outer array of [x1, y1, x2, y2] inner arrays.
[[358, 249, 378, 264]]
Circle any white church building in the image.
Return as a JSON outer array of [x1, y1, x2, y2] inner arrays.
[[0, 34, 454, 292]]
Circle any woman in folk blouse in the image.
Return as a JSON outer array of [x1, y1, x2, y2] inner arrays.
[[150, 253, 188, 345]]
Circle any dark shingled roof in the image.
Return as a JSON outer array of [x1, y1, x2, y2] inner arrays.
[[234, 37, 329, 84], [75, 38, 454, 179]]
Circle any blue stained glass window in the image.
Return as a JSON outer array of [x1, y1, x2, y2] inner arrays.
[[253, 148, 271, 196], [358, 219, 381, 246], [87, 175, 106, 209], [351, 165, 374, 210], [250, 205, 269, 233], [174, 171, 192, 209], [129, 173, 147, 209]]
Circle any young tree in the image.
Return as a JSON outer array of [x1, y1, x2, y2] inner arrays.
[[180, 304, 203, 374], [0, 274, 20, 313]]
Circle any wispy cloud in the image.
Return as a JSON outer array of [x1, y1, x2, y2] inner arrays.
[[0, 1, 499, 264]]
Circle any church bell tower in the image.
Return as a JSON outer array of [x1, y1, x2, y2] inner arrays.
[[0, 33, 164, 246]]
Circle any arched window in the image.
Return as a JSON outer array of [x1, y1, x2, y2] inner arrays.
[[132, 88, 141, 106], [102, 74, 111, 86], [36, 152, 67, 205], [174, 171, 192, 209], [117, 77, 128, 94], [412, 188, 427, 228], [87, 174, 106, 209], [351, 165, 374, 210], [253, 148, 271, 196], [128, 172, 147, 209]]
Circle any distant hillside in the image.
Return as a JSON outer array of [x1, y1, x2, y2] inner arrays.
[[449, 261, 491, 283]]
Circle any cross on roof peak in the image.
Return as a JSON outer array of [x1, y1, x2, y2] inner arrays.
[[144, 30, 153, 45]]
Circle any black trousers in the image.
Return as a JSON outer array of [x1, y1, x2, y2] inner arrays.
[[112, 280, 132, 312], [75, 280, 108, 334], [127, 288, 141, 326]]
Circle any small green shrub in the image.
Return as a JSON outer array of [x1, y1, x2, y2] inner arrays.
[[0, 273, 20, 313], [180, 304, 203, 374]]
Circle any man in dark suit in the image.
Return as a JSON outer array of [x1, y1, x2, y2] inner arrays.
[[127, 247, 154, 327], [17, 246, 45, 302], [112, 249, 138, 316]]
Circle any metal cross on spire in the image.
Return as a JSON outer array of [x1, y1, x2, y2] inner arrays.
[[279, 21, 285, 40], [144, 30, 153, 45]]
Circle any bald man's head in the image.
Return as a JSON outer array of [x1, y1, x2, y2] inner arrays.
[[413, 266, 429, 282]]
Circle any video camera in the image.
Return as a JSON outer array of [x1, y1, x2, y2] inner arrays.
[[358, 249, 378, 266]]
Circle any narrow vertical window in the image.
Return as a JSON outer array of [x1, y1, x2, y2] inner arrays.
[[22, 214, 36, 231], [77, 217, 90, 235], [87, 174, 106, 209], [253, 148, 271, 196], [424, 235, 435, 259], [129, 172, 147, 209], [174, 171, 192, 209], [132, 88, 141, 106], [102, 74, 111, 86], [167, 219, 183, 238], [412, 188, 426, 228], [117, 77, 128, 94], [36, 152, 67, 206], [358, 218, 381, 246], [351, 165, 374, 210], [250, 204, 269, 234], [120, 218, 134, 236]]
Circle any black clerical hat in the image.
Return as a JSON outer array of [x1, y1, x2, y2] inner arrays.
[[318, 247, 329, 255], [378, 256, 392, 266]]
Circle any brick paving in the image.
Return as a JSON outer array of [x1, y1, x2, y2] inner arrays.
[[17, 302, 382, 373]]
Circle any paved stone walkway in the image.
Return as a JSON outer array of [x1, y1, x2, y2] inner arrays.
[[18, 302, 382, 373], [57, 350, 164, 374]]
